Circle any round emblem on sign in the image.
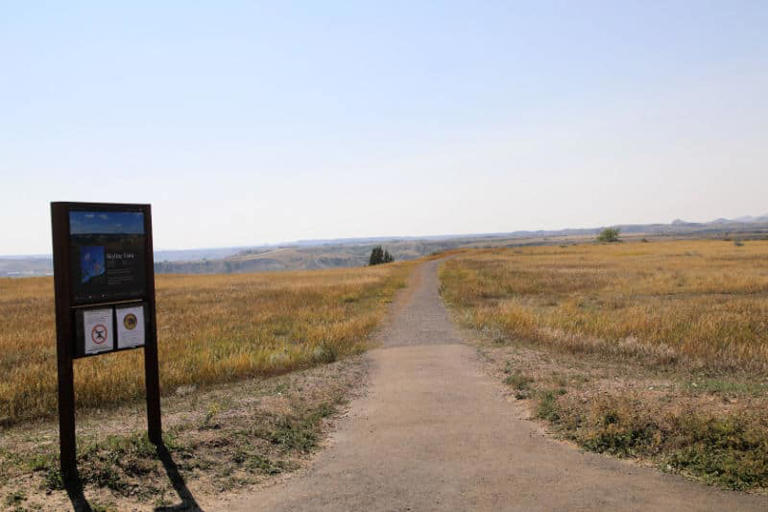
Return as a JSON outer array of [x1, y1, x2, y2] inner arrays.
[[124, 313, 138, 330], [91, 324, 108, 344]]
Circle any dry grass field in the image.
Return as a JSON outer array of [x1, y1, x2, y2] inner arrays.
[[0, 262, 411, 426], [441, 239, 768, 372], [440, 240, 768, 491]]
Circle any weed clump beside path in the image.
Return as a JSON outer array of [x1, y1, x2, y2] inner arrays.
[[548, 393, 768, 490]]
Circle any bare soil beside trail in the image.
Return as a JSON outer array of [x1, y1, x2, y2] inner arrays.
[[0, 356, 369, 512], [222, 260, 768, 511]]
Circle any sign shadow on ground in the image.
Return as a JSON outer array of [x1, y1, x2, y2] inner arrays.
[[62, 442, 204, 512]]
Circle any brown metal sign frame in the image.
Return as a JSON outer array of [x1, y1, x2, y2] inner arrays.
[[51, 202, 161, 482]]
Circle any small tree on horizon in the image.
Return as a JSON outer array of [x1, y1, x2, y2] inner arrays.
[[597, 227, 621, 243]]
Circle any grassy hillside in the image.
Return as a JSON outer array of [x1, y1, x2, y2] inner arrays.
[[0, 262, 411, 426]]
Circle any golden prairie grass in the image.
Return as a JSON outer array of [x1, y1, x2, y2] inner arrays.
[[440, 240, 768, 372], [0, 262, 412, 426]]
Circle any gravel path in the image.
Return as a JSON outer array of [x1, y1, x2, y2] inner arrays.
[[226, 261, 767, 511]]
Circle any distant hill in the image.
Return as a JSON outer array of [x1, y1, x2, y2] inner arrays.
[[0, 256, 52, 277], [3, 215, 768, 277], [154, 247, 249, 262]]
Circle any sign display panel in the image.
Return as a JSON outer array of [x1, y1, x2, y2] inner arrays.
[[69, 210, 147, 304], [52, 202, 162, 480], [117, 304, 146, 349], [82, 308, 114, 355]]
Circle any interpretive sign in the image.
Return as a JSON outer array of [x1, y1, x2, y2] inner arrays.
[[69, 210, 147, 304], [51, 202, 161, 482]]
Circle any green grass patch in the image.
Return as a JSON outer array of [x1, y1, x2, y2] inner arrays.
[[3, 490, 27, 507], [668, 416, 768, 490], [683, 378, 768, 396], [535, 390, 562, 423], [254, 402, 336, 454]]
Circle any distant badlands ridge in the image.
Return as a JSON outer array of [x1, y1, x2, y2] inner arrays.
[[3, 215, 768, 277]]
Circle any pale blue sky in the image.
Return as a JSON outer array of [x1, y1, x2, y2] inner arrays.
[[2, 1, 767, 254]]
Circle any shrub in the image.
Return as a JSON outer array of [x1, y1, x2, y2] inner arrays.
[[597, 227, 621, 243]]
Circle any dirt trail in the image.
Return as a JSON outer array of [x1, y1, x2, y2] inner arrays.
[[226, 261, 767, 511]]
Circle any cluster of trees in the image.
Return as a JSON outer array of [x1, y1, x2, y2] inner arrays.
[[369, 246, 394, 266]]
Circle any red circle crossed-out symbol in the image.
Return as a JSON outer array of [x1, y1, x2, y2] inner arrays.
[[91, 324, 108, 344]]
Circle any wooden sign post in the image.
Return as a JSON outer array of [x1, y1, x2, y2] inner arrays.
[[51, 202, 161, 482]]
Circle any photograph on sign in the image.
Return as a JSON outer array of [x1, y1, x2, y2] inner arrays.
[[117, 305, 145, 349], [69, 211, 147, 304], [82, 308, 114, 355], [80, 245, 105, 284]]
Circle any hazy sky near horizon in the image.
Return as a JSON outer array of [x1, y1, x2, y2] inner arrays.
[[2, 1, 767, 254]]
